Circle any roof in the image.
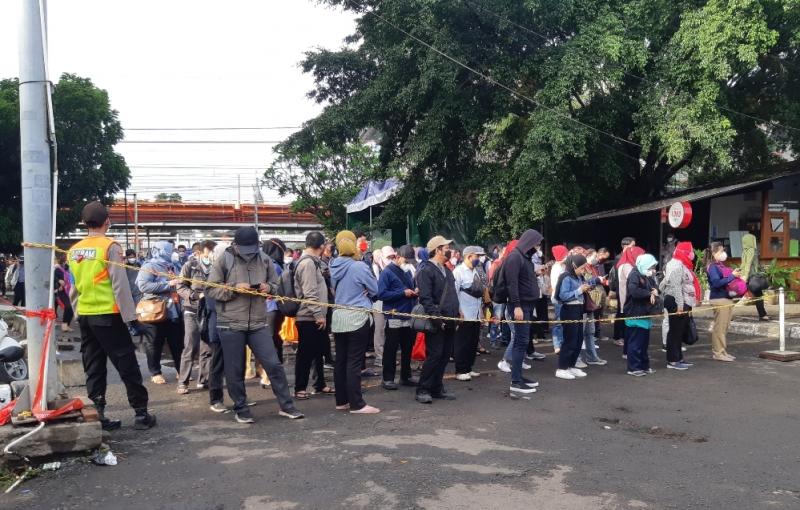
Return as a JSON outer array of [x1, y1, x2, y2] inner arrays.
[[107, 202, 319, 228], [564, 171, 800, 222], [346, 179, 402, 214]]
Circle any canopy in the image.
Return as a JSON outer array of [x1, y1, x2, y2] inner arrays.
[[346, 178, 402, 213]]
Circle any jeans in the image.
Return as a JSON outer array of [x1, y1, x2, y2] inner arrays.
[[454, 322, 480, 374], [580, 314, 600, 362], [558, 304, 584, 370], [510, 305, 533, 384], [12, 282, 24, 307], [552, 301, 564, 350], [383, 325, 414, 382], [218, 327, 294, 414], [206, 297, 225, 404], [489, 303, 504, 345], [141, 319, 184, 376], [334, 322, 371, 410], [295, 321, 328, 392], [625, 325, 650, 371], [178, 311, 212, 386], [417, 326, 455, 396]]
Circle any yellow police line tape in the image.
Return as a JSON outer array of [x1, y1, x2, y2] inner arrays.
[[23, 241, 765, 326]]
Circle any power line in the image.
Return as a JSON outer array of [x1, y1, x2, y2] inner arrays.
[[349, 0, 642, 150], [125, 126, 301, 131], [118, 140, 283, 144]]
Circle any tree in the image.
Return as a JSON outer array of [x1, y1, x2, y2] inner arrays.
[[0, 74, 130, 251], [263, 141, 381, 233], [154, 193, 183, 203], [285, 0, 800, 240]]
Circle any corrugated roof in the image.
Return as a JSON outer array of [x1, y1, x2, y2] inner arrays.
[[563, 171, 799, 222]]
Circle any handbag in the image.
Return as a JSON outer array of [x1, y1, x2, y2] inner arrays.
[[411, 332, 426, 361], [411, 277, 451, 333], [583, 290, 600, 313], [585, 285, 605, 312], [684, 316, 699, 345], [747, 273, 769, 293], [135, 298, 167, 324]]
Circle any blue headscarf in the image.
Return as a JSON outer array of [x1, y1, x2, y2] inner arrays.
[[635, 253, 658, 275], [150, 241, 174, 270], [417, 248, 430, 272]]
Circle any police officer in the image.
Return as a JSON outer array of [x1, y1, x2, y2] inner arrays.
[[68, 201, 156, 431]]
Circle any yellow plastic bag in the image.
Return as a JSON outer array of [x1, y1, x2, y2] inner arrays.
[[280, 316, 299, 343]]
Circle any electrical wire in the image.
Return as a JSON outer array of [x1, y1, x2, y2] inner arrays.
[[118, 140, 283, 144], [125, 126, 301, 131]]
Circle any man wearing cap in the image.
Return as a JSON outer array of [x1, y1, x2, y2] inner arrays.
[[68, 201, 156, 430], [206, 226, 304, 423], [415, 235, 460, 404], [452, 246, 487, 381]]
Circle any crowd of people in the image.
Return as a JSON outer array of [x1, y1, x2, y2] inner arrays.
[[19, 201, 761, 430]]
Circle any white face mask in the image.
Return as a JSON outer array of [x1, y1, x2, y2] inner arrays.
[[537, 249, 543, 258], [716, 251, 728, 262], [127, 258, 137, 264], [479, 256, 487, 264], [647, 269, 656, 277], [450, 257, 458, 266]]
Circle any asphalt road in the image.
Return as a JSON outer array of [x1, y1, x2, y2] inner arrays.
[[4, 330, 800, 510]]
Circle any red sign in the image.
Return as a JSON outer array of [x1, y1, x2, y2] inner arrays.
[[660, 208, 668, 224], [668, 201, 692, 229]]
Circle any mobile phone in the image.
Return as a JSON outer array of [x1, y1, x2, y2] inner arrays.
[[250, 284, 261, 290]]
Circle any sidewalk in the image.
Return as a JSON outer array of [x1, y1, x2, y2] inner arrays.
[[689, 301, 800, 340]]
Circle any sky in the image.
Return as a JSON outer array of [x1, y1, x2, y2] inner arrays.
[[0, 0, 356, 203]]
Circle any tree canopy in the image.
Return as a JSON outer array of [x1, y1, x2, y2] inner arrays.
[[280, 0, 800, 240], [0, 74, 129, 252], [154, 193, 183, 203]]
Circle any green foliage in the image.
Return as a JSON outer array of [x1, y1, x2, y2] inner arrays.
[[263, 142, 381, 234], [154, 193, 182, 203], [283, 0, 800, 241], [761, 258, 800, 290], [694, 248, 709, 291], [0, 74, 129, 252]]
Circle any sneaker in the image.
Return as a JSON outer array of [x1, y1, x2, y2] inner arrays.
[[575, 359, 588, 369], [522, 377, 539, 388], [209, 402, 229, 413], [432, 390, 456, 400], [622, 354, 628, 360], [679, 360, 694, 367], [510, 382, 537, 394], [713, 353, 734, 362], [324, 363, 334, 370], [627, 370, 646, 377], [99, 417, 122, 431], [381, 381, 399, 390], [529, 352, 546, 361], [176, 384, 189, 395], [400, 378, 419, 387], [455, 373, 472, 381], [667, 362, 689, 370], [523, 362, 532, 370], [525, 353, 534, 360], [568, 367, 587, 378], [415, 392, 433, 404], [586, 359, 608, 366], [554, 348, 561, 354], [497, 359, 511, 373], [682, 346, 687, 352], [133, 412, 157, 430], [196, 383, 208, 390], [645, 368, 656, 375], [235, 411, 255, 424], [350, 405, 380, 414], [278, 408, 305, 420], [150, 374, 166, 385], [661, 347, 667, 353], [613, 339, 624, 347], [469, 371, 481, 378], [555, 369, 576, 380]]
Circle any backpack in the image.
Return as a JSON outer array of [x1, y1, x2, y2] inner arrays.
[[608, 265, 619, 293], [220, 249, 302, 315], [490, 262, 509, 304]]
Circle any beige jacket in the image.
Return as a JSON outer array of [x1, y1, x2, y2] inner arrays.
[[294, 253, 328, 322]]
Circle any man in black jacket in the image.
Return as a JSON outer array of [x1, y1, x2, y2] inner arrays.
[[415, 235, 460, 404], [503, 229, 543, 395]]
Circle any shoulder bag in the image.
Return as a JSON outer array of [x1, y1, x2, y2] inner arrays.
[[411, 274, 451, 333], [136, 298, 167, 324]]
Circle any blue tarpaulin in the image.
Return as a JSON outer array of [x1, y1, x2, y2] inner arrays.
[[346, 178, 402, 213]]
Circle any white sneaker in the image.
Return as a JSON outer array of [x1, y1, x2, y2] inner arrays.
[[586, 359, 608, 366], [455, 373, 472, 381], [523, 362, 532, 370], [497, 359, 511, 373], [575, 359, 588, 369], [568, 367, 588, 378], [469, 371, 481, 378], [555, 369, 576, 380]]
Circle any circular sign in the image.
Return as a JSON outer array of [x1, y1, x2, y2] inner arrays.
[[668, 201, 692, 229]]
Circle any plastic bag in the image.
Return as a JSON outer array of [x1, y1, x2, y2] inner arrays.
[[411, 332, 426, 361], [279, 317, 298, 343]]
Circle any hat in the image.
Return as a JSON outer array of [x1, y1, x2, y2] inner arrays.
[[426, 235, 453, 252], [551, 245, 569, 262], [397, 245, 415, 259], [381, 246, 397, 259], [234, 226, 260, 254], [335, 231, 359, 259], [463, 245, 485, 257], [81, 201, 109, 227]]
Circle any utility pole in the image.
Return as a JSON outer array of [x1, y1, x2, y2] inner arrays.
[[19, 0, 57, 401], [237, 174, 241, 208], [253, 182, 263, 234], [124, 188, 129, 249], [133, 193, 139, 253]]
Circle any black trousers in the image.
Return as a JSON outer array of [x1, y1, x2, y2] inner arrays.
[[266, 310, 285, 363], [382, 325, 414, 382], [79, 314, 148, 412], [141, 319, 184, 376], [751, 289, 768, 318], [454, 322, 480, 374], [12, 282, 25, 307], [533, 297, 550, 338], [666, 309, 691, 363], [208, 341, 225, 405], [558, 304, 584, 370], [334, 322, 371, 410], [613, 311, 625, 340], [417, 326, 455, 396], [295, 320, 328, 392], [56, 290, 74, 326]]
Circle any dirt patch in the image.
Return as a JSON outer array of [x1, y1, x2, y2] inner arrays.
[[595, 417, 708, 443]]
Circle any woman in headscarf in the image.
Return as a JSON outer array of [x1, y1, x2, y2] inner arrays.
[[623, 253, 659, 377], [616, 246, 645, 357], [136, 241, 185, 384], [553, 254, 591, 380], [661, 242, 699, 370], [330, 231, 380, 413], [741, 232, 769, 321]]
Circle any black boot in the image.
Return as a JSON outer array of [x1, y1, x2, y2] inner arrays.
[[96, 405, 121, 431], [134, 409, 157, 430]]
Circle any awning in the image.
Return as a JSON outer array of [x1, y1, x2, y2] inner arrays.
[[563, 172, 799, 222], [346, 178, 402, 213]]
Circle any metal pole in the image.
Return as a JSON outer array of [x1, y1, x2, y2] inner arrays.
[[779, 287, 785, 352], [133, 193, 139, 253], [124, 188, 129, 249], [19, 0, 55, 404], [237, 174, 241, 207]]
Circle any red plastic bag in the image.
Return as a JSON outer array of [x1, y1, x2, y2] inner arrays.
[[411, 332, 426, 361]]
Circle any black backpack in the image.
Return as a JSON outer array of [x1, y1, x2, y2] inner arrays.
[[608, 265, 619, 293], [275, 262, 300, 317], [490, 262, 509, 304]]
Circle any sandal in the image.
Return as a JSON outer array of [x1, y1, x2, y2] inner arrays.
[[312, 386, 335, 395], [151, 374, 166, 385], [294, 391, 310, 400]]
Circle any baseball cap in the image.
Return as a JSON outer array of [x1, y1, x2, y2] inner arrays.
[[381, 246, 397, 259], [81, 201, 109, 227], [463, 245, 485, 257], [234, 226, 260, 254], [426, 235, 453, 252]]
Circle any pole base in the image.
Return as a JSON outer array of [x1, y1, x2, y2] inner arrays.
[[758, 350, 800, 362]]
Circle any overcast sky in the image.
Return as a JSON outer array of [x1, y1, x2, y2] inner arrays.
[[0, 0, 356, 203]]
